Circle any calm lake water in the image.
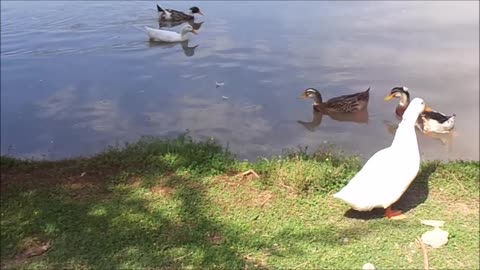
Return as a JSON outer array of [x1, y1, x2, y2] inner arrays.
[[1, 1, 479, 161]]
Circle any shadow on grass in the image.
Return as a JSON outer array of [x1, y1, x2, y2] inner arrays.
[[1, 176, 258, 269], [0, 136, 260, 269], [2, 177, 254, 269], [343, 162, 439, 220]]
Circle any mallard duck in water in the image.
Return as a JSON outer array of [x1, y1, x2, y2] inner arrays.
[[384, 86, 456, 133], [157, 4, 203, 21], [334, 98, 432, 219], [144, 24, 197, 42], [299, 87, 370, 113]]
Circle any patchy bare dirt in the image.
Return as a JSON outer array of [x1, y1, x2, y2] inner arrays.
[[213, 174, 275, 211], [244, 251, 270, 269], [214, 172, 261, 191], [428, 189, 480, 217], [1, 164, 119, 195], [446, 200, 479, 216], [151, 185, 175, 196], [63, 183, 112, 201], [1, 237, 51, 269], [206, 231, 224, 245], [127, 176, 142, 187], [1, 167, 115, 201]]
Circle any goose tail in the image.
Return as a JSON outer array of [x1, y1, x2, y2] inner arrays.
[[332, 190, 344, 200]]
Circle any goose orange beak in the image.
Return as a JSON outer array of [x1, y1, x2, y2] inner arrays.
[[424, 105, 432, 112], [384, 94, 394, 101], [191, 29, 198, 35]]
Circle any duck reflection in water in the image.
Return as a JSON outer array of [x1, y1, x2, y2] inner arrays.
[[148, 39, 199, 57], [159, 20, 204, 31], [297, 108, 369, 132]]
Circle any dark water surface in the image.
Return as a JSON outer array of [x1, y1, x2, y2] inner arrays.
[[1, 1, 479, 161]]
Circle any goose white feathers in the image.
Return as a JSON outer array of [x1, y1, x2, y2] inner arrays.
[[144, 24, 197, 42], [333, 98, 431, 219]]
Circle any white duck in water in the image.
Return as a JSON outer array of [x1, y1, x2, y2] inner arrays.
[[144, 24, 197, 42], [333, 98, 432, 219]]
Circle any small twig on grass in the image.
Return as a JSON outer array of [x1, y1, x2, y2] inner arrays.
[[172, 252, 193, 262], [405, 246, 413, 263], [293, 261, 308, 269], [451, 173, 467, 193], [259, 193, 273, 207], [416, 237, 429, 270], [278, 181, 295, 193], [234, 169, 260, 179]]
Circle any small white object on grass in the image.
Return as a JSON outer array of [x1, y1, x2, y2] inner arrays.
[[421, 227, 449, 248], [362, 263, 376, 270], [221, 96, 229, 100], [216, 81, 225, 88], [421, 219, 445, 228]]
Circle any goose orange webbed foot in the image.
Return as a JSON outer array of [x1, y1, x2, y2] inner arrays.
[[385, 206, 407, 220]]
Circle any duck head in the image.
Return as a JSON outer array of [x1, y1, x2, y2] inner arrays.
[[189, 6, 204, 15], [384, 86, 410, 107], [181, 24, 198, 35], [299, 88, 323, 104]]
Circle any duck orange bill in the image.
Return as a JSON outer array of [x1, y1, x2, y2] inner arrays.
[[191, 29, 198, 35], [424, 105, 432, 112], [298, 93, 308, 99], [384, 94, 394, 101]]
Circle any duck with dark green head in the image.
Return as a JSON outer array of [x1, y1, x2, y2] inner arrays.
[[299, 87, 370, 113]]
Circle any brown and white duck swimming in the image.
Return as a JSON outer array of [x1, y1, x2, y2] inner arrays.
[[299, 87, 370, 113], [157, 4, 204, 21], [384, 86, 456, 134]]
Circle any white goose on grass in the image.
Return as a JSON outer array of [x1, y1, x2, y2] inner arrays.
[[144, 24, 197, 43], [333, 97, 432, 220]]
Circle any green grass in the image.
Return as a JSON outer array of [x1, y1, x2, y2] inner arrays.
[[1, 135, 479, 269]]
